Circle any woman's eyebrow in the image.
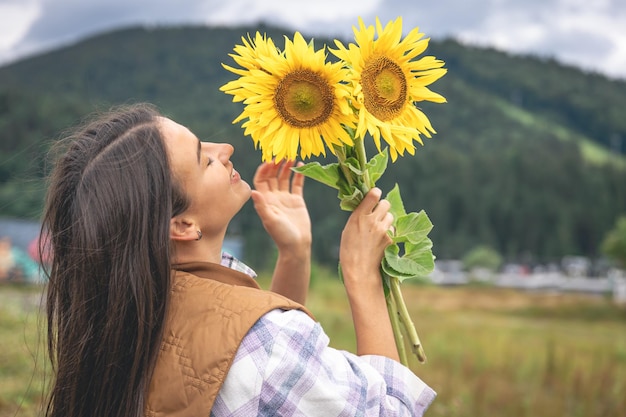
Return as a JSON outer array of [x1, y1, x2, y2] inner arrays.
[[196, 139, 202, 165]]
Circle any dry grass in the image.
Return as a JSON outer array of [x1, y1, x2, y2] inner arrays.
[[305, 280, 626, 417], [2, 278, 625, 417]]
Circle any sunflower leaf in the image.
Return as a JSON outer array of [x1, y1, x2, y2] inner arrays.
[[384, 244, 420, 275], [293, 162, 342, 190], [338, 187, 364, 211], [383, 241, 435, 282], [405, 239, 435, 274], [381, 184, 436, 281], [385, 184, 407, 219], [343, 157, 364, 176], [406, 238, 434, 257], [406, 238, 435, 278], [382, 258, 417, 281], [394, 210, 434, 244], [365, 149, 389, 185]]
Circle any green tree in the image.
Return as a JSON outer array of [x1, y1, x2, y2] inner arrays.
[[462, 245, 503, 272], [1, 25, 626, 266], [601, 216, 626, 268]]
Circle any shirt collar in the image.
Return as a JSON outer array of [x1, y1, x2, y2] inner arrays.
[[172, 261, 261, 289]]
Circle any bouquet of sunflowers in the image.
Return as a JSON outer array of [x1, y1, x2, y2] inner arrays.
[[221, 17, 446, 365]]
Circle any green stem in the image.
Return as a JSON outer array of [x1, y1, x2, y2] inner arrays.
[[385, 277, 408, 366], [389, 276, 427, 363], [353, 136, 373, 190], [334, 145, 356, 189]]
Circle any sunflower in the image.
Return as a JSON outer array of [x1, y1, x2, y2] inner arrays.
[[221, 32, 356, 161], [221, 32, 281, 102], [331, 17, 447, 161]]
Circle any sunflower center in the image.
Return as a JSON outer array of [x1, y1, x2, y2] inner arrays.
[[274, 69, 334, 128], [361, 56, 407, 121]]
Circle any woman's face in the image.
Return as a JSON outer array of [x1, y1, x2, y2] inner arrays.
[[159, 117, 251, 235]]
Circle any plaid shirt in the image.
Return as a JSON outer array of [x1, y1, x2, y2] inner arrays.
[[221, 251, 258, 278], [214, 254, 436, 416]]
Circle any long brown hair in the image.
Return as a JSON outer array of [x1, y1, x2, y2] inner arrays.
[[41, 103, 189, 417]]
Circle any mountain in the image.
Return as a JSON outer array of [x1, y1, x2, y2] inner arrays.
[[0, 24, 625, 267]]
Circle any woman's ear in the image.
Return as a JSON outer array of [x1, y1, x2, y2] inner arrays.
[[170, 217, 199, 241]]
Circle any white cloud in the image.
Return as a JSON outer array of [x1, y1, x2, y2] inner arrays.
[[552, 2, 626, 78], [0, 0, 625, 79], [0, 1, 41, 62], [450, 0, 626, 78], [207, 0, 380, 25], [204, 0, 381, 40]]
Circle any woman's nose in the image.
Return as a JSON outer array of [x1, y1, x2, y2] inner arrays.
[[205, 142, 234, 163], [218, 143, 234, 162]]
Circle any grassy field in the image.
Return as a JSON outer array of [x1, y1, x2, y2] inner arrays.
[[1, 276, 625, 417], [0, 285, 47, 417]]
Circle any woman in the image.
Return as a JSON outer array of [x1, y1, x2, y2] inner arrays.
[[42, 103, 435, 417]]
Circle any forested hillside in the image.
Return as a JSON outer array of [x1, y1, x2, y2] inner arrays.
[[0, 24, 625, 268]]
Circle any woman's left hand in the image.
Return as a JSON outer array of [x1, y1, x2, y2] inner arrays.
[[251, 160, 312, 254]]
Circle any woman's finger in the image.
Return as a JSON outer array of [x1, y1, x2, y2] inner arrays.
[[372, 198, 391, 220], [253, 161, 280, 191], [252, 163, 271, 192], [291, 162, 305, 196], [355, 188, 382, 215], [278, 160, 295, 191]]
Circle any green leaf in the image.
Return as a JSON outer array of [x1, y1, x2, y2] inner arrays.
[[338, 187, 364, 211], [293, 162, 342, 190], [382, 239, 436, 282], [382, 258, 417, 281], [405, 239, 435, 275], [406, 238, 434, 256], [365, 148, 389, 185], [395, 210, 434, 244], [383, 244, 422, 277], [385, 184, 407, 219], [343, 157, 364, 176]]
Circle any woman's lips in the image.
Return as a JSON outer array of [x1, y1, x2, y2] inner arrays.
[[231, 168, 241, 183]]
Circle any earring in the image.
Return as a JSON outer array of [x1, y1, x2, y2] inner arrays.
[[196, 230, 203, 241]]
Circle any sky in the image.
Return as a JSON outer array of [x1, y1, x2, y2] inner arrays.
[[1, 0, 625, 80]]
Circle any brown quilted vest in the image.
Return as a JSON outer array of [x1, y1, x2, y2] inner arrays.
[[144, 262, 312, 417]]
